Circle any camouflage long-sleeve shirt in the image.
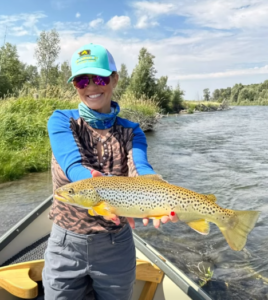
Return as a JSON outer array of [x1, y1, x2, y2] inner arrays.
[[47, 109, 156, 234]]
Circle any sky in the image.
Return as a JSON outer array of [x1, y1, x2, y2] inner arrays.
[[0, 0, 268, 99]]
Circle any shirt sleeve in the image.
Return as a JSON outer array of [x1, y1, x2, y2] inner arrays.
[[47, 110, 93, 182], [127, 123, 156, 176]]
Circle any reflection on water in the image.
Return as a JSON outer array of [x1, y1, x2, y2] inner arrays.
[[0, 106, 268, 299]]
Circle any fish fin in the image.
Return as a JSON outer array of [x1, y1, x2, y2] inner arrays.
[[88, 208, 96, 216], [92, 201, 117, 220], [187, 219, 210, 235], [217, 210, 260, 251], [139, 174, 167, 182], [205, 194, 217, 202], [149, 215, 167, 219]]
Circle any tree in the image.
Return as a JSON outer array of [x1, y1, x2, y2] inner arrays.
[[114, 63, 130, 98], [231, 83, 244, 102], [155, 76, 172, 111], [170, 84, 184, 112], [35, 29, 60, 89], [23, 65, 40, 88], [212, 89, 220, 101], [238, 87, 256, 102], [0, 43, 26, 96], [0, 74, 11, 98], [57, 61, 72, 88], [40, 65, 61, 88], [127, 48, 157, 99], [203, 88, 210, 101]]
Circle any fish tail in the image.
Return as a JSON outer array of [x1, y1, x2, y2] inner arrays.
[[218, 210, 260, 251]]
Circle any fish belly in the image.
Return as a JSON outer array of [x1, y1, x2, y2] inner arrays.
[[96, 187, 170, 218]]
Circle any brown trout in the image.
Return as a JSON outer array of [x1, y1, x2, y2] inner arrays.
[[54, 175, 260, 251]]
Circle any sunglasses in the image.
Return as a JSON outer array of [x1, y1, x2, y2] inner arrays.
[[73, 75, 110, 89]]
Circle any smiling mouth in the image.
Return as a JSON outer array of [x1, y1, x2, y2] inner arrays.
[[87, 93, 103, 99]]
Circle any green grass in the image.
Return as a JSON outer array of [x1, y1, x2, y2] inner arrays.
[[0, 97, 78, 182], [0, 91, 161, 183], [118, 90, 160, 117], [182, 100, 223, 113]]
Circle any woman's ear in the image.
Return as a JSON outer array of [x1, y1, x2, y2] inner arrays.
[[72, 82, 78, 90], [112, 72, 119, 88]]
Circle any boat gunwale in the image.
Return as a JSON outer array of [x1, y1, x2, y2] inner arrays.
[[134, 233, 212, 300], [0, 195, 53, 252]]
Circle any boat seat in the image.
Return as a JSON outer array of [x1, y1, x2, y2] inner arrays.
[[136, 259, 164, 300], [0, 259, 164, 299], [0, 260, 43, 299]]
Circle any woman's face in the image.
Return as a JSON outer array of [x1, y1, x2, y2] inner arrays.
[[74, 73, 119, 113]]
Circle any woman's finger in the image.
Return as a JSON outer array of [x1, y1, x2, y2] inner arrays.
[[127, 217, 135, 229], [91, 170, 104, 177], [143, 218, 149, 226], [153, 219, 161, 228], [104, 216, 120, 225], [161, 216, 170, 224], [169, 211, 179, 223]]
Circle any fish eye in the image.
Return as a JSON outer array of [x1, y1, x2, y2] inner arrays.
[[68, 188, 74, 195]]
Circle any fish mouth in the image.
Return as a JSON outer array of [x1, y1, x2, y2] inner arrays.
[[54, 192, 75, 203]]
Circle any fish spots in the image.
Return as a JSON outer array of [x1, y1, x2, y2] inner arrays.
[[60, 176, 234, 226]]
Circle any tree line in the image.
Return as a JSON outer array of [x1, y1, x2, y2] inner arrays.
[[0, 29, 184, 113], [203, 81, 268, 105], [0, 30, 72, 98]]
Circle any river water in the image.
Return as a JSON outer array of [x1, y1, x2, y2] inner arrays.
[[0, 106, 267, 299]]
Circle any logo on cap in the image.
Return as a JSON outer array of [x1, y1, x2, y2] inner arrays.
[[78, 50, 91, 56]]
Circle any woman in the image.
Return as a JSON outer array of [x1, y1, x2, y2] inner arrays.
[[43, 43, 178, 300]]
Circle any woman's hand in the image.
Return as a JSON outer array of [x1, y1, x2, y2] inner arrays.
[[142, 212, 179, 228], [127, 213, 179, 229], [90, 170, 179, 228]]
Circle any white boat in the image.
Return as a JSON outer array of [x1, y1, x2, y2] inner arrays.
[[0, 195, 212, 300]]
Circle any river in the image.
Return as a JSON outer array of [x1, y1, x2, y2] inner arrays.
[[0, 106, 268, 299]]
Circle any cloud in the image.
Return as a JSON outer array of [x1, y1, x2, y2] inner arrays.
[[12, 27, 28, 36], [132, 1, 175, 16], [131, 0, 268, 30], [0, 12, 46, 37], [160, 0, 268, 30], [89, 18, 104, 29], [76, 12, 80, 18], [132, 1, 174, 29], [171, 65, 268, 80], [17, 42, 37, 65], [186, 0, 268, 30], [135, 15, 159, 29], [106, 16, 131, 31]]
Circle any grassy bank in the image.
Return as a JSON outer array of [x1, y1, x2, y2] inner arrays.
[[182, 100, 228, 114], [118, 91, 161, 131], [0, 97, 78, 182], [0, 91, 160, 183], [230, 99, 268, 106]]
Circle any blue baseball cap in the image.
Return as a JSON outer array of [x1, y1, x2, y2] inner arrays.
[[68, 43, 117, 83]]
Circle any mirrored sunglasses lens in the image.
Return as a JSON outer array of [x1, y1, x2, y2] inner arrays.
[[92, 75, 110, 86], [74, 76, 89, 89]]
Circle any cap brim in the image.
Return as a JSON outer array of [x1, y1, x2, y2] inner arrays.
[[67, 67, 113, 83]]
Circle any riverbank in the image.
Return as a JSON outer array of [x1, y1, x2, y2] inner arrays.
[[0, 93, 160, 183], [181, 100, 229, 114]]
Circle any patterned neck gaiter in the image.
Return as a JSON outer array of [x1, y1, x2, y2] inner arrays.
[[78, 101, 120, 129]]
